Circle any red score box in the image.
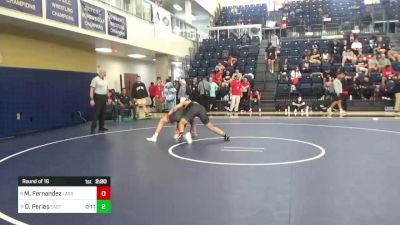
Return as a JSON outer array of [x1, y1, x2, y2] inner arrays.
[[97, 186, 111, 200]]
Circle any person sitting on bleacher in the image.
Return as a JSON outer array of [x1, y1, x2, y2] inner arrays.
[[388, 45, 400, 62], [331, 40, 342, 55], [249, 89, 261, 112], [281, 58, 289, 75], [301, 56, 311, 73], [373, 36, 387, 55], [118, 88, 135, 119], [290, 66, 302, 92], [368, 54, 380, 73], [106, 90, 118, 120], [342, 47, 356, 66], [355, 55, 369, 77], [321, 50, 332, 64], [292, 96, 306, 114], [351, 38, 363, 56], [358, 76, 375, 100], [309, 48, 322, 64], [382, 65, 396, 82], [378, 54, 392, 71]]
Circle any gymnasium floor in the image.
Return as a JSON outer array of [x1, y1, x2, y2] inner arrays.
[[1, 114, 400, 225]]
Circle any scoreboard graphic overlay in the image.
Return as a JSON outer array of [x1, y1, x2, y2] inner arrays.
[[18, 177, 111, 213]]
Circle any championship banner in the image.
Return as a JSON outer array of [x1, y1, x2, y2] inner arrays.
[[80, 0, 105, 33], [152, 4, 172, 38], [107, 11, 126, 39], [46, 0, 78, 26], [0, 0, 42, 16]]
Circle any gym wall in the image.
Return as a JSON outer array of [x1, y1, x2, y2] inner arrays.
[[96, 54, 156, 92], [0, 28, 96, 138]]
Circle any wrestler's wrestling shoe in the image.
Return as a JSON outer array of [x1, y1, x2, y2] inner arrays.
[[184, 132, 193, 144], [224, 134, 230, 142]]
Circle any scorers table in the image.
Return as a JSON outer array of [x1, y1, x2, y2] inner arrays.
[[18, 176, 111, 213]]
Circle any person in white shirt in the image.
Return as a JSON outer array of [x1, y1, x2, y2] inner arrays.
[[351, 38, 363, 55], [290, 66, 302, 80], [290, 66, 302, 92], [90, 69, 108, 134]]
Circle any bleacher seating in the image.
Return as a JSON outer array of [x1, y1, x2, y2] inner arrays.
[[383, 1, 400, 21], [189, 37, 259, 78], [276, 33, 394, 100], [284, 0, 365, 27], [216, 4, 267, 26]]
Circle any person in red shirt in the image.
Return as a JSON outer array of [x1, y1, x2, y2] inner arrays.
[[229, 75, 242, 112], [154, 78, 164, 113], [212, 70, 222, 85], [240, 78, 251, 111], [148, 82, 157, 108], [382, 65, 396, 82]]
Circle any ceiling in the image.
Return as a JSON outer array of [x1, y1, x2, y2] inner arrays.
[[0, 14, 183, 62], [160, 0, 212, 22]]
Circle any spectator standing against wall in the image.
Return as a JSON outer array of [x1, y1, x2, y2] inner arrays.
[[240, 77, 251, 112], [177, 79, 189, 103], [188, 77, 199, 102], [90, 69, 108, 134], [155, 77, 164, 113], [198, 77, 211, 110], [164, 77, 177, 111], [229, 75, 242, 112], [209, 78, 218, 111], [148, 82, 157, 108], [131, 76, 151, 118]]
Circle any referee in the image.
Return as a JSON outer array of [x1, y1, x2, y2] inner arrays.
[[90, 69, 109, 134]]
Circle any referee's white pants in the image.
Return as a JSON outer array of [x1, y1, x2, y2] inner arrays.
[[230, 95, 241, 112], [395, 93, 400, 112]]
